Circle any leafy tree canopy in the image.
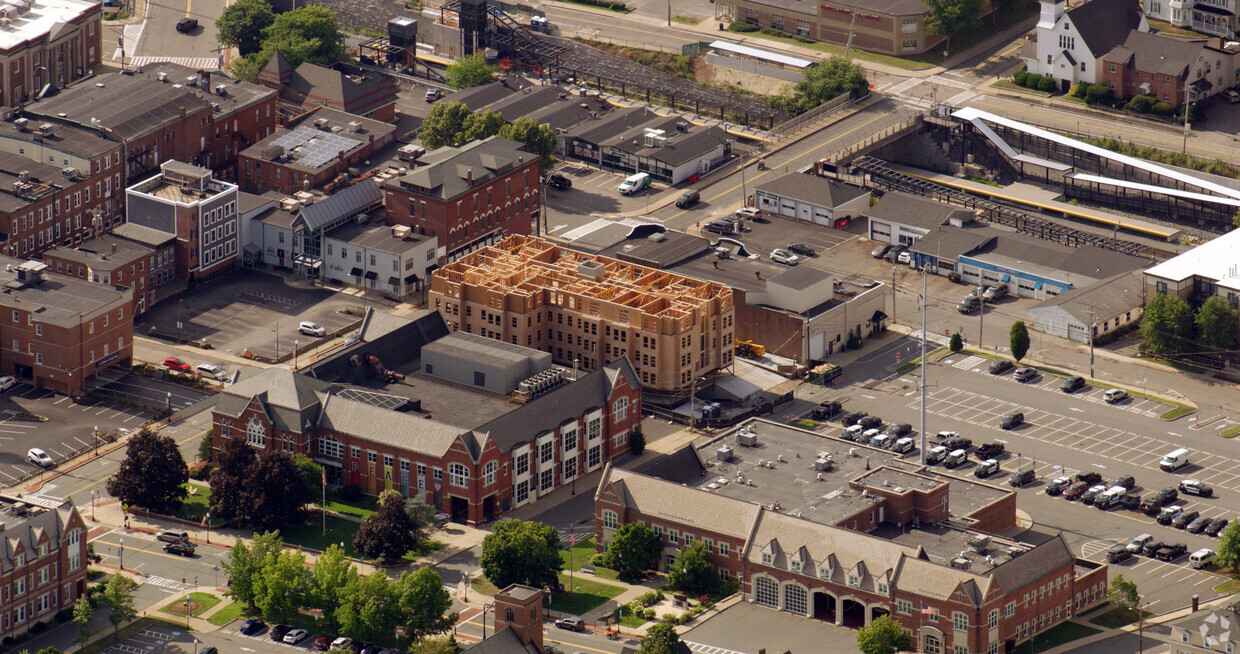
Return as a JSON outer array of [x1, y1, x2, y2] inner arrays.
[[480, 519, 563, 590], [446, 54, 497, 89], [216, 0, 275, 56], [105, 428, 188, 514]]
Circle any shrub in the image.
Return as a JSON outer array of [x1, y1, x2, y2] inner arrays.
[[629, 429, 645, 456], [1151, 101, 1175, 116], [336, 484, 363, 502], [29, 621, 46, 634], [188, 460, 212, 481], [1069, 83, 1086, 98], [589, 552, 611, 567], [1125, 95, 1153, 113], [641, 607, 657, 620], [727, 21, 758, 32], [1013, 70, 1029, 86], [1037, 76, 1056, 92], [719, 580, 740, 596], [1021, 73, 1042, 89], [662, 612, 683, 624], [55, 608, 73, 623], [949, 333, 963, 352], [1084, 83, 1111, 104]]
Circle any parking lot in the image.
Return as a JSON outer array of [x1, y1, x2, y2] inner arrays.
[[544, 163, 674, 220], [138, 270, 364, 360], [0, 382, 149, 483]]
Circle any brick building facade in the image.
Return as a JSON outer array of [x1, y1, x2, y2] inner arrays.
[[0, 150, 119, 260], [0, 494, 90, 640], [384, 136, 538, 260], [125, 161, 239, 283], [0, 0, 102, 107], [238, 107, 395, 196], [258, 53, 398, 123], [42, 230, 174, 315]]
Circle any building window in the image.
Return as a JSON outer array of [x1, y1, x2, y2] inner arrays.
[[587, 418, 601, 440], [719, 542, 729, 556], [612, 396, 629, 422], [669, 530, 680, 544], [848, 574, 859, 587], [540, 440, 554, 463], [878, 581, 888, 595], [515, 453, 529, 476], [902, 40, 918, 52], [953, 612, 968, 631], [901, 17, 917, 32], [449, 462, 469, 487], [482, 461, 497, 485], [754, 577, 778, 608], [762, 552, 773, 565], [245, 418, 265, 447], [989, 610, 999, 629], [1005, 602, 1015, 617], [562, 428, 577, 452], [320, 438, 342, 459], [602, 510, 618, 529], [896, 599, 912, 614]]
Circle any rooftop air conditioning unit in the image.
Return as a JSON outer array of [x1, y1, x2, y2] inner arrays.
[[391, 225, 412, 240], [330, 125, 343, 133], [716, 444, 734, 462], [737, 428, 758, 447], [949, 557, 972, 571], [0, 17, 11, 27], [157, 71, 168, 82], [13, 117, 26, 131], [279, 198, 301, 212], [186, 76, 198, 87], [35, 123, 52, 136], [348, 120, 363, 132], [314, 118, 330, 130], [814, 457, 832, 471], [215, 84, 227, 96]]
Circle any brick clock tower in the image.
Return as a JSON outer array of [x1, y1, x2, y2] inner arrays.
[[493, 585, 545, 652]]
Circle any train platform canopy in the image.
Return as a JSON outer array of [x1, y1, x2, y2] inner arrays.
[[707, 40, 815, 70]]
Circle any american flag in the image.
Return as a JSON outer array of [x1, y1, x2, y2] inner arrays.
[[201, 512, 210, 528], [922, 606, 938, 617], [570, 533, 577, 546]]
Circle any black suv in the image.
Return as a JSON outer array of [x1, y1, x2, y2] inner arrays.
[[888, 423, 913, 437], [1060, 375, 1086, 393], [547, 173, 572, 190], [1141, 488, 1178, 515], [703, 220, 735, 235], [1075, 472, 1102, 485], [1112, 475, 1136, 490], [1173, 510, 1201, 529], [941, 435, 972, 451], [787, 242, 817, 257], [1009, 468, 1035, 487], [857, 415, 883, 430], [164, 542, 196, 556], [1156, 543, 1188, 561], [270, 625, 292, 641], [999, 411, 1024, 430], [811, 401, 842, 420], [839, 411, 867, 427], [176, 17, 198, 32], [1141, 540, 1166, 557], [1045, 477, 1072, 496], [957, 296, 981, 314], [1207, 518, 1230, 536], [675, 190, 700, 208]]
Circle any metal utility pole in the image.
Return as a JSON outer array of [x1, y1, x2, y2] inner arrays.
[[1089, 306, 1096, 379], [891, 262, 897, 325], [843, 2, 859, 60], [919, 262, 928, 465], [1182, 87, 1193, 154], [978, 290, 985, 349]]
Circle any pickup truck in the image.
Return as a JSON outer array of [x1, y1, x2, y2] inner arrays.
[[975, 443, 1005, 460]]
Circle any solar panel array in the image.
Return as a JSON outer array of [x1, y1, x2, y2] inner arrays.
[[271, 125, 364, 169], [337, 387, 409, 411]]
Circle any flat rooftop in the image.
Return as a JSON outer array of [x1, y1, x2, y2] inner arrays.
[[874, 523, 1030, 575], [30, 70, 212, 141], [136, 62, 275, 115], [1145, 229, 1240, 289], [331, 220, 430, 256], [0, 257, 127, 323], [0, 112, 118, 159], [44, 234, 152, 271], [0, 0, 97, 51], [348, 366, 519, 431]]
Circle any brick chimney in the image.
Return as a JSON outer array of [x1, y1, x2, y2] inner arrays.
[[467, 168, 474, 185], [492, 585, 544, 652]]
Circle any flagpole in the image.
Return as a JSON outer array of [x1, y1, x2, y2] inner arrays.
[[322, 468, 327, 537]]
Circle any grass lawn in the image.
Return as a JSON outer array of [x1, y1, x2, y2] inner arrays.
[[323, 493, 378, 520], [992, 79, 1051, 96], [207, 601, 247, 626], [1161, 405, 1197, 420], [283, 510, 444, 560], [1222, 425, 1240, 439], [551, 573, 626, 615], [1089, 607, 1153, 629], [561, 537, 621, 581], [1012, 621, 1101, 653], [1149, 18, 1211, 37], [175, 483, 225, 526], [671, 14, 700, 23], [741, 30, 934, 71], [472, 576, 500, 597], [620, 614, 648, 628], [160, 592, 221, 617], [1215, 578, 1240, 594], [793, 419, 818, 430]]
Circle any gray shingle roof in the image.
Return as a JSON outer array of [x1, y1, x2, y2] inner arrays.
[[388, 136, 532, 201], [318, 394, 463, 458], [0, 497, 77, 569], [756, 172, 869, 209], [461, 628, 539, 654], [1031, 271, 1144, 323], [214, 367, 337, 433], [298, 179, 383, 231], [989, 535, 1074, 593], [865, 191, 975, 230], [29, 72, 211, 140], [1104, 30, 1204, 79], [283, 62, 398, 117], [1067, 0, 1145, 58], [598, 465, 761, 539]]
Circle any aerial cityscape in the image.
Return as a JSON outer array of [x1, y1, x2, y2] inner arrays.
[[2, 0, 1240, 652]]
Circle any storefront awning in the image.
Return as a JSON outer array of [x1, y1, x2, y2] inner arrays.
[[404, 273, 419, 284], [1000, 274, 1011, 283], [388, 276, 401, 287], [364, 271, 378, 280], [350, 267, 363, 277]]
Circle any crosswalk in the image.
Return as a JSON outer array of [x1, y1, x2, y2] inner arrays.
[[926, 74, 975, 90], [128, 56, 221, 69], [145, 576, 187, 590], [685, 641, 747, 654], [950, 355, 985, 370], [880, 74, 978, 110]]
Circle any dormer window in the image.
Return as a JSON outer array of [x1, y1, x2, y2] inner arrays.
[[818, 567, 831, 580], [877, 581, 888, 594], [848, 574, 860, 587], [762, 552, 773, 565], [790, 558, 802, 573]]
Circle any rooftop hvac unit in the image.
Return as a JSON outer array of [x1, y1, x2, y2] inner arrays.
[[314, 118, 330, 130], [157, 72, 168, 82], [949, 557, 972, 571], [294, 190, 315, 205], [331, 125, 343, 133], [0, 17, 11, 27], [263, 145, 284, 160], [35, 123, 53, 136], [716, 445, 733, 462], [518, 381, 533, 394], [211, 103, 220, 112], [968, 535, 991, 554], [279, 198, 301, 212], [814, 457, 833, 471], [17, 170, 28, 184], [186, 76, 198, 87], [348, 121, 363, 132], [61, 167, 80, 181], [737, 430, 758, 447], [215, 84, 227, 96], [391, 225, 411, 240], [13, 117, 26, 131]]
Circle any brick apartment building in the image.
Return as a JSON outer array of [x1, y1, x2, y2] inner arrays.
[[384, 136, 538, 260], [594, 420, 1109, 654], [258, 53, 399, 123], [238, 107, 396, 196], [137, 63, 279, 180], [0, 494, 90, 640], [0, 0, 102, 107], [0, 150, 118, 260], [125, 161, 239, 283], [212, 312, 642, 525], [1098, 30, 1235, 107], [26, 71, 212, 185], [429, 235, 735, 399], [42, 230, 175, 314], [0, 257, 131, 393]]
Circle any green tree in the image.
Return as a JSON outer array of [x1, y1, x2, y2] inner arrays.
[[230, 55, 264, 84], [248, 450, 307, 532], [73, 595, 93, 648], [1196, 295, 1238, 351], [666, 541, 719, 595], [209, 435, 256, 521], [923, 0, 983, 50], [639, 622, 681, 654], [1232, 209, 1240, 229], [629, 429, 645, 456], [215, 0, 275, 56], [259, 6, 346, 67], [395, 567, 457, 641], [480, 519, 563, 590], [353, 490, 420, 564], [1217, 520, 1240, 572], [1140, 293, 1193, 354], [446, 53, 498, 89], [253, 549, 312, 623], [1009, 320, 1030, 362], [419, 101, 472, 149], [292, 453, 324, 505], [105, 428, 188, 514], [311, 544, 357, 633], [499, 117, 558, 172], [771, 55, 868, 116], [409, 637, 461, 654], [949, 332, 963, 352], [857, 614, 913, 654], [101, 573, 136, 636], [1106, 574, 1141, 616], [336, 571, 401, 642], [604, 523, 659, 580], [222, 531, 284, 608], [198, 432, 214, 462], [460, 109, 508, 143], [406, 494, 438, 531]]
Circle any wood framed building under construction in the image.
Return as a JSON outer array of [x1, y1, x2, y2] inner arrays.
[[428, 235, 735, 402]]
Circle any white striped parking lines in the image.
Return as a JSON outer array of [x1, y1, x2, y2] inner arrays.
[[950, 355, 985, 370], [967, 368, 1169, 417], [685, 641, 748, 654]]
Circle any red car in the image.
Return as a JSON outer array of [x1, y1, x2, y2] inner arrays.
[[163, 357, 191, 372], [312, 636, 332, 652], [1062, 481, 1090, 500]]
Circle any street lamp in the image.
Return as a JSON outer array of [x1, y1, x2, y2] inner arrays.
[[294, 339, 299, 370], [93, 425, 99, 456], [194, 638, 199, 654], [91, 489, 98, 522], [118, 538, 124, 572], [165, 391, 171, 416], [481, 602, 495, 638]]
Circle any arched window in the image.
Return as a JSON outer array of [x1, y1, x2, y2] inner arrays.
[[482, 461, 497, 486], [246, 417, 265, 447], [754, 576, 778, 608], [783, 584, 807, 615], [612, 396, 629, 423], [602, 510, 618, 529], [449, 462, 469, 487]]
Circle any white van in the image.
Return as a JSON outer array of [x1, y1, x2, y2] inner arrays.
[[618, 172, 651, 195], [1160, 448, 1191, 471], [1190, 548, 1216, 569]]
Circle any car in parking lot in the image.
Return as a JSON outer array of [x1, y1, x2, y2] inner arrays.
[[555, 617, 586, 632], [674, 191, 698, 207], [313, 635, 333, 651], [859, 428, 881, 445], [1105, 546, 1133, 563], [239, 619, 266, 635], [1172, 509, 1200, 529], [331, 637, 354, 651], [988, 360, 1013, 375], [283, 629, 309, 644], [888, 423, 913, 437], [1126, 534, 1153, 553], [425, 88, 443, 102], [1112, 475, 1136, 490], [734, 207, 762, 221], [175, 17, 198, 32], [1046, 476, 1072, 496], [925, 446, 948, 464], [770, 248, 799, 266], [26, 448, 53, 467], [787, 242, 816, 257], [811, 401, 841, 420], [841, 425, 864, 441], [157, 530, 188, 543], [999, 411, 1024, 430], [548, 173, 573, 190], [892, 437, 915, 454], [1141, 539, 1166, 557], [1226, 88, 1240, 103], [1156, 543, 1189, 561], [982, 285, 1009, 301], [1060, 375, 1086, 393], [940, 435, 972, 451], [163, 356, 191, 372], [974, 459, 1000, 478], [1104, 388, 1128, 404], [163, 542, 196, 556], [1156, 505, 1184, 525], [1063, 481, 1090, 500], [1179, 479, 1214, 497], [871, 244, 893, 259], [195, 363, 228, 381], [857, 415, 883, 430], [1207, 518, 1230, 536], [975, 442, 1005, 459], [1075, 471, 1103, 485], [1081, 485, 1108, 505], [1014, 367, 1038, 382], [1188, 516, 1212, 533], [1009, 468, 1035, 487], [897, 250, 912, 264], [956, 296, 981, 314], [870, 433, 894, 449], [1142, 488, 1178, 515], [270, 625, 292, 641], [703, 220, 735, 235], [1120, 492, 1142, 510], [839, 411, 867, 426], [0, 375, 15, 391], [299, 321, 327, 337], [883, 245, 907, 262]]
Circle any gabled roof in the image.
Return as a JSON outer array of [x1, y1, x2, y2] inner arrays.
[[461, 627, 540, 654], [989, 535, 1074, 593], [317, 393, 463, 458], [388, 136, 533, 201], [214, 367, 337, 433], [283, 62, 398, 117], [1066, 0, 1144, 58], [596, 465, 761, 539], [743, 509, 913, 592], [866, 191, 975, 230], [296, 178, 382, 231], [755, 172, 869, 209], [1104, 30, 1205, 79], [1030, 271, 1144, 323], [262, 51, 294, 81]]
